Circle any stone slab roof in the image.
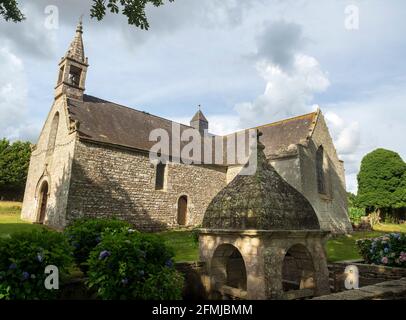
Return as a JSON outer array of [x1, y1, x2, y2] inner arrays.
[[67, 95, 317, 162], [229, 112, 317, 158], [68, 95, 193, 153]]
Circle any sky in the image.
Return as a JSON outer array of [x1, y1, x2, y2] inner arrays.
[[1, 0, 405, 193]]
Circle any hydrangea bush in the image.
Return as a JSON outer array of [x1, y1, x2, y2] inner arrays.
[[356, 233, 406, 267], [87, 227, 184, 300], [0, 229, 73, 300], [64, 218, 130, 273]]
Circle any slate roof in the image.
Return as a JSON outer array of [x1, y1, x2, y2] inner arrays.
[[191, 110, 208, 123], [227, 112, 316, 158], [202, 136, 320, 230], [68, 95, 193, 153], [66, 94, 318, 163]]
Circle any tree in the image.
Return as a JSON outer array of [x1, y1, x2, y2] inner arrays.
[[356, 148, 406, 217], [0, 0, 24, 22], [0, 0, 174, 29], [347, 192, 357, 208], [0, 138, 32, 200]]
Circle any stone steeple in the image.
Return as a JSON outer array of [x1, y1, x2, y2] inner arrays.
[[54, 19, 89, 101], [190, 107, 208, 134], [66, 19, 86, 63]]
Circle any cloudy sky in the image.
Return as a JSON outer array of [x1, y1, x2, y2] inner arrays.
[[1, 0, 405, 193]]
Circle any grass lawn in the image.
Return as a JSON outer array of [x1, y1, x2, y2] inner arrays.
[[1, 201, 405, 262], [326, 231, 384, 262], [159, 230, 199, 262], [0, 201, 44, 238]]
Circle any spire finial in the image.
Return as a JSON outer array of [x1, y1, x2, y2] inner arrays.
[[76, 15, 83, 33]]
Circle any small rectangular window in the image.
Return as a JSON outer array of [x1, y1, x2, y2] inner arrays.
[[155, 163, 166, 190]]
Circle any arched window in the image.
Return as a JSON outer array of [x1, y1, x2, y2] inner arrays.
[[47, 112, 59, 156], [37, 181, 49, 224], [316, 146, 326, 194], [177, 195, 188, 225]]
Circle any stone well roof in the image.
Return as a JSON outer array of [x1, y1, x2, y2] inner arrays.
[[66, 95, 318, 162], [201, 135, 320, 230]]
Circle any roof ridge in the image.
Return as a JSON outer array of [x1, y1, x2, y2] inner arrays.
[[224, 111, 318, 137], [252, 111, 317, 130], [82, 94, 194, 130], [81, 95, 318, 139]]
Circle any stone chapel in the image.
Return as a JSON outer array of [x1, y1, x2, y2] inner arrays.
[[21, 22, 352, 234]]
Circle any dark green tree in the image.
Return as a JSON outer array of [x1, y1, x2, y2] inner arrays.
[[0, 0, 174, 29], [0, 138, 32, 199], [347, 192, 357, 208], [356, 148, 406, 216], [0, 0, 24, 22]]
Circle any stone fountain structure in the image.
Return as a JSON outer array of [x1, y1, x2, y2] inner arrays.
[[198, 132, 331, 300]]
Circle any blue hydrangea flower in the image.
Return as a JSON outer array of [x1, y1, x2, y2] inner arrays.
[[384, 247, 389, 253], [37, 253, 43, 263], [99, 250, 111, 260], [22, 271, 30, 281], [8, 263, 17, 270], [165, 259, 173, 268]]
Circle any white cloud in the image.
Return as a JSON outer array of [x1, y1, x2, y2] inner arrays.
[[236, 55, 330, 128], [324, 112, 360, 156], [0, 47, 41, 142]]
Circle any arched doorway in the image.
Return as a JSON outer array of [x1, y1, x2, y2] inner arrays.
[[282, 244, 315, 296], [177, 195, 188, 226], [211, 244, 247, 299], [37, 181, 49, 224]]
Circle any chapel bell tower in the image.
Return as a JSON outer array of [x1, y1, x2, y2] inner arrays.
[[54, 19, 88, 101]]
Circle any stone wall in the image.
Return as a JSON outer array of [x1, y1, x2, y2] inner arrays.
[[313, 277, 406, 300], [21, 97, 76, 229], [176, 260, 406, 300], [328, 261, 406, 292], [270, 155, 302, 194], [66, 140, 227, 230], [299, 112, 352, 234]]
